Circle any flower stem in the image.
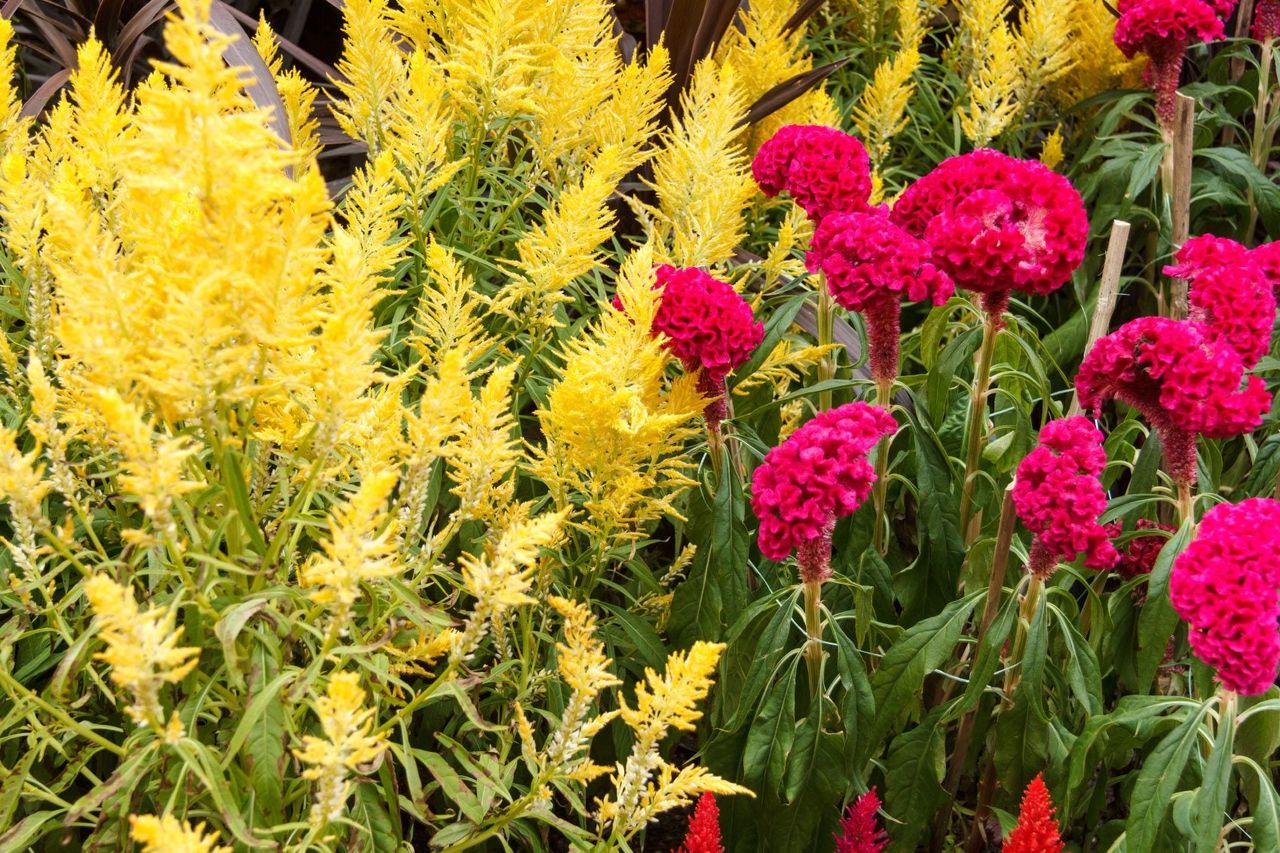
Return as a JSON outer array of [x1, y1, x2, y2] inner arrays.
[[802, 579, 824, 699], [958, 310, 999, 543], [872, 377, 893, 555], [817, 273, 835, 411], [1247, 38, 1275, 243]]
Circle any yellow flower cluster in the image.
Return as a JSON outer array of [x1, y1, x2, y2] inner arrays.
[[294, 672, 388, 825], [130, 814, 230, 853]]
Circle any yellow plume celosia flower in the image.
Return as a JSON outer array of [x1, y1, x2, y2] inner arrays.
[[254, 15, 321, 168], [411, 241, 491, 371], [386, 49, 464, 203], [0, 17, 27, 154], [1015, 0, 1077, 107], [84, 575, 199, 736], [1041, 127, 1066, 170], [294, 672, 388, 825], [583, 43, 672, 172], [448, 363, 519, 523], [0, 426, 51, 593], [129, 814, 229, 853], [1054, 0, 1146, 104], [597, 641, 752, 841], [644, 61, 754, 267], [853, 0, 924, 169], [299, 470, 400, 629], [330, 0, 402, 152], [956, 0, 1023, 147], [438, 0, 539, 121]]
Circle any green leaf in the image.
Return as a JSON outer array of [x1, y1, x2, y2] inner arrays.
[[222, 670, 294, 768], [1125, 701, 1213, 853], [422, 751, 485, 824], [355, 780, 401, 853], [884, 708, 949, 853], [1136, 519, 1193, 691], [246, 642, 286, 825], [0, 810, 56, 849], [1189, 698, 1235, 853], [216, 597, 268, 689], [731, 291, 809, 389], [866, 593, 981, 757], [743, 663, 799, 796], [723, 591, 800, 732], [0, 750, 36, 831], [1243, 757, 1280, 851], [1050, 604, 1104, 716]]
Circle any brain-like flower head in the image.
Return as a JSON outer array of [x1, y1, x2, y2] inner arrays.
[[1165, 234, 1275, 368], [1113, 0, 1224, 124], [1075, 316, 1271, 485], [1013, 417, 1119, 577], [752, 125, 873, 224], [751, 402, 896, 570], [890, 150, 1088, 319], [806, 211, 955, 382], [1004, 774, 1065, 853], [1255, 0, 1280, 41], [1250, 239, 1280, 294], [1170, 497, 1280, 695], [1116, 519, 1176, 580]]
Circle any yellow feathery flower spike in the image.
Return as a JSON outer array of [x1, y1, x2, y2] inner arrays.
[[597, 642, 751, 841], [448, 363, 520, 524], [84, 575, 200, 736], [331, 0, 402, 152], [450, 507, 567, 662], [294, 672, 388, 825], [1041, 127, 1066, 170], [645, 61, 754, 267], [0, 427, 50, 593], [254, 15, 321, 168], [853, 0, 924, 169], [1015, 0, 1077, 107], [411, 240, 491, 371], [26, 356, 76, 497], [129, 815, 230, 853], [299, 470, 400, 630], [530, 246, 704, 545], [0, 17, 27, 153], [438, 0, 539, 121], [1054, 0, 1146, 104], [585, 43, 672, 172], [956, 0, 1023, 147], [385, 50, 464, 204]]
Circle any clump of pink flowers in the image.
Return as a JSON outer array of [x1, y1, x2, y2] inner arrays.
[[833, 788, 888, 853], [1170, 498, 1280, 695], [1165, 235, 1275, 368], [1075, 316, 1271, 487], [675, 792, 723, 853], [1116, 519, 1176, 580], [752, 125, 873, 224], [1112, 0, 1224, 126], [806, 211, 955, 384], [1013, 417, 1119, 578], [623, 264, 764, 430], [889, 150, 1088, 322], [751, 402, 896, 580]]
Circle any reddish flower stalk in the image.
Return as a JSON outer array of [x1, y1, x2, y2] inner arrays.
[[1004, 774, 1066, 853], [675, 792, 723, 853], [1013, 417, 1120, 579], [752, 125, 873, 224], [1113, 0, 1224, 128], [833, 788, 888, 853], [1170, 498, 1280, 695]]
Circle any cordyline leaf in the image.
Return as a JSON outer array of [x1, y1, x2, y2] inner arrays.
[[737, 59, 847, 129], [207, 0, 289, 145]]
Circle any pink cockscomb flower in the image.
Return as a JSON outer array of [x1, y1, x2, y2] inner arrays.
[[1013, 417, 1120, 578], [1075, 316, 1271, 487], [1170, 498, 1280, 695], [675, 792, 723, 853], [806, 211, 955, 384], [619, 265, 764, 430], [1004, 774, 1066, 853], [1250, 239, 1280, 296], [752, 125, 873, 224], [1116, 519, 1176, 580], [751, 402, 896, 580], [1255, 0, 1280, 41], [833, 788, 888, 853], [1113, 0, 1224, 127], [1165, 235, 1276, 368], [889, 150, 1088, 321]]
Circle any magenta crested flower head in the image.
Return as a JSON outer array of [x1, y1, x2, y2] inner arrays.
[[1255, 0, 1280, 41], [751, 402, 896, 580], [751, 125, 873, 224], [1165, 234, 1276, 368], [889, 150, 1088, 321], [833, 788, 888, 853], [1170, 498, 1280, 695], [1250, 239, 1280, 295], [806, 211, 955, 384], [618, 265, 764, 430], [1013, 417, 1119, 578], [1113, 0, 1224, 126], [1074, 316, 1272, 487], [1116, 519, 1176, 580]]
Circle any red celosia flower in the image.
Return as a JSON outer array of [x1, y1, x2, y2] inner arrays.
[[751, 402, 896, 579], [1255, 0, 1280, 40], [1004, 774, 1066, 853], [1113, 0, 1224, 126], [1170, 498, 1280, 695], [1116, 519, 1176, 579], [1013, 417, 1119, 578], [1165, 235, 1275, 368], [619, 265, 764, 429], [752, 125, 873, 224], [1074, 316, 1271, 487], [1251, 240, 1280, 295], [676, 792, 723, 853], [889, 150, 1088, 320], [833, 788, 888, 853], [806, 211, 955, 383]]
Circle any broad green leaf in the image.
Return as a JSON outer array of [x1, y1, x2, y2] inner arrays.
[[743, 663, 799, 796], [884, 708, 949, 853], [1126, 701, 1213, 853], [1136, 519, 1193, 691]]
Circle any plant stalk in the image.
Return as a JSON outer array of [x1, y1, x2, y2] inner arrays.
[[958, 310, 1000, 543], [872, 376, 893, 554], [803, 579, 824, 699], [1247, 38, 1276, 243], [816, 274, 835, 411]]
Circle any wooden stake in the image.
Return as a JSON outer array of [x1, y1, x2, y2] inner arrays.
[[1068, 220, 1130, 417], [1169, 94, 1195, 320]]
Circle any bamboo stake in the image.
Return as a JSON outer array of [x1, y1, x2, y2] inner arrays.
[[1169, 94, 1195, 320], [1068, 220, 1131, 417]]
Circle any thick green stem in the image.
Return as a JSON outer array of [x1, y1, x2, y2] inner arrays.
[[872, 377, 893, 554], [816, 275, 835, 411], [958, 311, 999, 543], [803, 580, 824, 699], [1247, 39, 1275, 243]]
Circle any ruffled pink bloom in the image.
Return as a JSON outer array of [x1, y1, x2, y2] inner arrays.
[[752, 125, 873, 224], [806, 211, 955, 383], [889, 150, 1088, 321], [751, 402, 896, 579], [1255, 0, 1280, 40], [1075, 316, 1271, 487], [1113, 0, 1224, 126], [1013, 417, 1119, 578], [618, 265, 764, 430], [1165, 235, 1275, 368], [833, 788, 888, 853], [1170, 497, 1280, 695], [1116, 519, 1176, 580], [1251, 240, 1280, 295]]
